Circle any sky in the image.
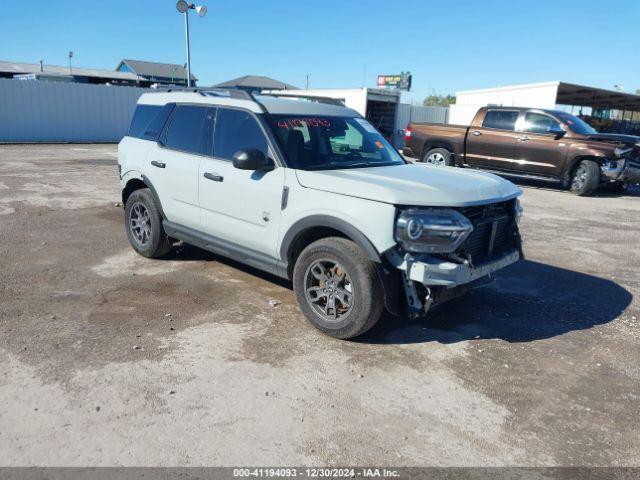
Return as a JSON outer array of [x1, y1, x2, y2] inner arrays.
[[1, 0, 639, 104]]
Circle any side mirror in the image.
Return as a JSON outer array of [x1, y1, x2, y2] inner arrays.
[[232, 149, 274, 171], [549, 124, 566, 138]]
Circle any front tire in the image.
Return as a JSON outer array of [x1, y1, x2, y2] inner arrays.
[[422, 147, 452, 166], [293, 237, 384, 339], [570, 160, 600, 196], [124, 188, 172, 258]]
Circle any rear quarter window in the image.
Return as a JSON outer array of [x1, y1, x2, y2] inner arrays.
[[127, 105, 162, 138]]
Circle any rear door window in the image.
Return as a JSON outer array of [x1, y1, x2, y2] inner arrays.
[[213, 108, 269, 161], [161, 105, 211, 156], [482, 110, 519, 131]]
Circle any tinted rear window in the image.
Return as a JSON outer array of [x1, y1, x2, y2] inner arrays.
[[162, 105, 212, 155], [128, 105, 162, 138], [140, 103, 174, 141], [482, 110, 519, 131]]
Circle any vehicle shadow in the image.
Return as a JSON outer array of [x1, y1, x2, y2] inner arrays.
[[160, 245, 632, 346], [161, 242, 293, 289], [357, 259, 632, 345], [509, 177, 640, 198]]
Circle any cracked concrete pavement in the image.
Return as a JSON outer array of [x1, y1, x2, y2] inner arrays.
[[0, 144, 638, 466]]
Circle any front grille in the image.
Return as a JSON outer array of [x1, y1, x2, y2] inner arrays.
[[456, 200, 519, 264]]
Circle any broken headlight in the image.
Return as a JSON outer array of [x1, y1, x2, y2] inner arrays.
[[395, 208, 473, 253], [514, 198, 523, 225]]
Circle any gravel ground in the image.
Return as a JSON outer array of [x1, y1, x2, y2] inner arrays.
[[0, 144, 638, 467]]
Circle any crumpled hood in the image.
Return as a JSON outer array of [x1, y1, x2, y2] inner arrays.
[[295, 163, 521, 207], [586, 133, 640, 147]]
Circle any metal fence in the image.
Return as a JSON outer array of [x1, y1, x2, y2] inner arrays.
[[393, 104, 449, 146], [0, 79, 149, 143], [396, 104, 449, 129]]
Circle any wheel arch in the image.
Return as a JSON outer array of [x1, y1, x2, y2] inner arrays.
[[281, 216, 404, 316], [281, 216, 382, 277], [562, 155, 604, 187], [121, 172, 166, 219], [422, 141, 455, 159]]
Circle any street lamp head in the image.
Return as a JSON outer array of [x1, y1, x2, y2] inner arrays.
[[195, 5, 207, 17], [176, 0, 189, 13]]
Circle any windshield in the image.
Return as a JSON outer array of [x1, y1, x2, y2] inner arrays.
[[555, 112, 598, 135], [268, 115, 406, 170]]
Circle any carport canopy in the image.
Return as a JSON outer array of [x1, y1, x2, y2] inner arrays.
[[556, 82, 640, 111]]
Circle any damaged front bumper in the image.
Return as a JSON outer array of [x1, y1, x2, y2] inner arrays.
[[602, 158, 640, 184], [386, 248, 520, 317], [396, 248, 520, 287]]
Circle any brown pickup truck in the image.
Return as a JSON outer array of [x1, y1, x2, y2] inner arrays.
[[403, 106, 640, 196]]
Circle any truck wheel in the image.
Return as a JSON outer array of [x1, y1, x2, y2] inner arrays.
[[125, 188, 172, 258], [293, 237, 384, 340], [422, 148, 452, 166], [570, 160, 600, 196]]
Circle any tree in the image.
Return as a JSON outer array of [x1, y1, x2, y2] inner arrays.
[[423, 94, 456, 107]]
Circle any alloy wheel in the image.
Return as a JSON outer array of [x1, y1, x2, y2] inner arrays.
[[572, 165, 588, 191], [426, 152, 446, 166], [129, 202, 152, 247], [304, 259, 354, 322]]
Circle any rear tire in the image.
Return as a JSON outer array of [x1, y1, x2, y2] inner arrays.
[[570, 160, 600, 196], [293, 237, 384, 339], [422, 148, 452, 166], [124, 188, 172, 258]]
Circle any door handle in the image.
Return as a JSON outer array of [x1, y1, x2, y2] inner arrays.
[[204, 172, 224, 182], [517, 135, 530, 142], [151, 160, 166, 168], [472, 131, 482, 136]]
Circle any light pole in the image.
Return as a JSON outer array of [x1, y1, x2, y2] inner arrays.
[[176, 0, 207, 88]]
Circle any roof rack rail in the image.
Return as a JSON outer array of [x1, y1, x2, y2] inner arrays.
[[257, 91, 345, 107], [146, 87, 347, 112], [199, 88, 254, 101], [147, 86, 254, 101], [152, 86, 202, 93]]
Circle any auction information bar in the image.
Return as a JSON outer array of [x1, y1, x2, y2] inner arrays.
[[0, 468, 638, 479]]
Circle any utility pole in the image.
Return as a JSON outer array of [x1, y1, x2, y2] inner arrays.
[[176, 1, 207, 88], [184, 10, 191, 86], [68, 51, 73, 75]]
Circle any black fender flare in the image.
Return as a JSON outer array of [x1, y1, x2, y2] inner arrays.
[[135, 174, 166, 219], [280, 216, 404, 316], [279, 215, 382, 265]]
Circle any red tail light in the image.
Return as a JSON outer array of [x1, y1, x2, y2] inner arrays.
[[404, 125, 412, 144]]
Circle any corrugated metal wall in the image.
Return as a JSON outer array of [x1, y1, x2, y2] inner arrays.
[[393, 104, 449, 146], [0, 79, 149, 143], [396, 104, 449, 129]]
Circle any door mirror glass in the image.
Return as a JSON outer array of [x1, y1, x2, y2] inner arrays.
[[232, 149, 274, 171]]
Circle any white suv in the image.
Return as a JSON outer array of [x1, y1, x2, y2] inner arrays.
[[118, 89, 523, 339]]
